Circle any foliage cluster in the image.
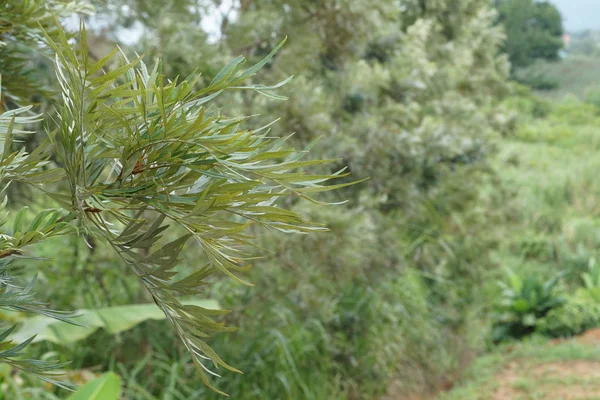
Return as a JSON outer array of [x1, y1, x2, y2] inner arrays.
[[490, 259, 600, 343], [488, 91, 600, 345], [513, 69, 560, 91], [61, 0, 514, 397], [442, 24, 600, 399], [496, 0, 564, 70], [5, 0, 591, 399], [0, 3, 350, 397], [492, 269, 565, 343]]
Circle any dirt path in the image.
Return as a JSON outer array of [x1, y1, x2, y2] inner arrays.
[[491, 359, 600, 400], [383, 329, 600, 400]]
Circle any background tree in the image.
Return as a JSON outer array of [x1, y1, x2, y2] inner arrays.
[[497, 0, 564, 69], [195, 0, 513, 396]]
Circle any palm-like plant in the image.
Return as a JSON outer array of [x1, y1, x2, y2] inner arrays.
[[492, 268, 565, 342], [0, 20, 352, 393]]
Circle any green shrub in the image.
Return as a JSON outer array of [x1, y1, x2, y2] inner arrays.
[[515, 123, 575, 144], [585, 87, 600, 108], [550, 100, 600, 126], [514, 70, 560, 91], [536, 261, 600, 338], [582, 257, 600, 291], [491, 270, 565, 343], [537, 292, 600, 338], [509, 234, 555, 260]]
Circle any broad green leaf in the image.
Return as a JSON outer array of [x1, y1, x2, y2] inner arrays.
[[67, 372, 121, 400], [12, 299, 219, 345], [512, 299, 529, 313]]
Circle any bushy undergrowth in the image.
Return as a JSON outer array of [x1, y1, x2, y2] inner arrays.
[[490, 261, 600, 342], [1, 173, 509, 399], [538, 293, 600, 338], [491, 270, 565, 343], [514, 69, 560, 91], [484, 93, 600, 346], [7, 1, 600, 399], [585, 86, 600, 109]]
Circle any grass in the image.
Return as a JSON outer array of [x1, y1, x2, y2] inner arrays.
[[518, 55, 600, 100], [442, 65, 600, 398], [441, 339, 600, 399]]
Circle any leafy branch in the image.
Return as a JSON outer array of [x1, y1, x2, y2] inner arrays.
[[14, 19, 352, 393], [0, 82, 77, 388]]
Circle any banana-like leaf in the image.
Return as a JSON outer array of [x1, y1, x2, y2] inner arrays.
[[67, 372, 121, 400], [11, 299, 219, 345]]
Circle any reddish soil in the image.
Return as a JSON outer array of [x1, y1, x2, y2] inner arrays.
[[575, 327, 600, 345], [491, 360, 600, 400], [382, 329, 600, 399]]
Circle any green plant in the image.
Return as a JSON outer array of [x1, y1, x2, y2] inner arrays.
[[10, 299, 218, 345], [0, 0, 520, 396], [67, 372, 121, 400], [514, 70, 560, 91], [502, 89, 552, 119], [497, 0, 564, 70], [492, 269, 565, 342], [0, 0, 94, 109], [0, 20, 349, 393], [585, 87, 600, 109], [550, 100, 600, 126], [509, 234, 554, 260], [538, 258, 600, 338], [515, 122, 574, 145], [582, 257, 600, 290], [0, 103, 77, 388], [537, 293, 600, 338]]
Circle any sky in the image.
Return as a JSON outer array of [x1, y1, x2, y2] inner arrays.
[[551, 0, 600, 32]]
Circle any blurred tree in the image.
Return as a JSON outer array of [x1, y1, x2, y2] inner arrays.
[[211, 0, 513, 395], [0, 0, 94, 110], [496, 0, 564, 69], [225, 0, 510, 212]]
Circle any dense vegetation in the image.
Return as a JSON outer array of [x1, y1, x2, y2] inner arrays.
[[495, 0, 564, 91], [3, 0, 600, 399], [497, 0, 564, 69], [442, 78, 600, 398]]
